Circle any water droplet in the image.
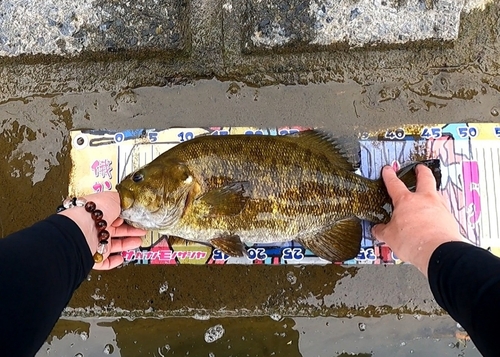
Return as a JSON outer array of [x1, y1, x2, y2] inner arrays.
[[397, 314, 403, 320], [205, 324, 225, 343], [358, 322, 366, 331], [80, 332, 88, 341], [286, 271, 297, 285], [75, 354, 84, 357], [413, 314, 422, 321], [159, 282, 169, 294], [449, 342, 457, 348], [491, 108, 499, 116], [400, 341, 406, 346], [103, 344, 114, 354], [209, 353, 216, 357], [270, 313, 282, 321]]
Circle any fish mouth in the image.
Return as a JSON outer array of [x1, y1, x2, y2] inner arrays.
[[116, 183, 135, 210]]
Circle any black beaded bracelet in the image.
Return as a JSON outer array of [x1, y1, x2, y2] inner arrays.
[[57, 197, 109, 263]]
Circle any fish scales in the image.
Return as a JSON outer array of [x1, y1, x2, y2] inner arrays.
[[168, 135, 382, 232], [117, 130, 442, 261]]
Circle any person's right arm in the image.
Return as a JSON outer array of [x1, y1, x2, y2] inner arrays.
[[371, 165, 500, 357], [427, 240, 500, 356], [371, 165, 464, 276]]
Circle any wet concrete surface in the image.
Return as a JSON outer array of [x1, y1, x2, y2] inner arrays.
[[1, 3, 499, 354], [0, 3, 497, 97], [1, 79, 497, 354], [37, 316, 481, 356]]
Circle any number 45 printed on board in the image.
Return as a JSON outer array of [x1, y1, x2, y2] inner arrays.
[[421, 126, 479, 140]]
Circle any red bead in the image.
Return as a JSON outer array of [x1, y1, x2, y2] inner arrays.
[[96, 219, 107, 231], [85, 201, 96, 213], [98, 230, 110, 242], [91, 209, 103, 221]]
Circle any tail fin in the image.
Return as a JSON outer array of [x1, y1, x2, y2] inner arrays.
[[396, 159, 441, 192]]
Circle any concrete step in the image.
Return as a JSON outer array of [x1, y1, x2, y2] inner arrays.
[[0, 0, 487, 57]]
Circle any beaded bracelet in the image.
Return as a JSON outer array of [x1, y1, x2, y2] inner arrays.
[[56, 197, 110, 263]]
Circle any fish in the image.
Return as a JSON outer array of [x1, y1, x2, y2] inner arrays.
[[116, 130, 441, 262]]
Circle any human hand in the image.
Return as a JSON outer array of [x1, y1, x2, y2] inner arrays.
[[371, 164, 465, 276], [58, 191, 146, 270]]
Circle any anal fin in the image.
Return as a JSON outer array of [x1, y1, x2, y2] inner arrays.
[[210, 236, 246, 257], [298, 217, 362, 262]]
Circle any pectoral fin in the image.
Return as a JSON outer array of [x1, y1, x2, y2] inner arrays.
[[298, 217, 362, 262], [210, 236, 246, 257], [199, 182, 250, 217]]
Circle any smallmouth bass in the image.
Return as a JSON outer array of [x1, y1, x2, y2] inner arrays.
[[116, 130, 441, 262]]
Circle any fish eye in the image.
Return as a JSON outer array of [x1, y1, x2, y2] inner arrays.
[[132, 172, 144, 183]]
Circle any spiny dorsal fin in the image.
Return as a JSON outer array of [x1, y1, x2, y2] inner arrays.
[[284, 130, 360, 172], [298, 217, 362, 262]]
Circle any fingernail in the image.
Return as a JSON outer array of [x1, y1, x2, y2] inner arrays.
[[382, 165, 394, 172], [415, 164, 427, 172]]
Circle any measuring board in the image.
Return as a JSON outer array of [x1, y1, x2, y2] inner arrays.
[[68, 124, 500, 265]]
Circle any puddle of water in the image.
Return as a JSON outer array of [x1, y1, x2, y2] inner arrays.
[[38, 315, 481, 357]]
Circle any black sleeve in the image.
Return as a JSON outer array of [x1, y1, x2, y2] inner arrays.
[[0, 214, 94, 357], [428, 241, 500, 357]]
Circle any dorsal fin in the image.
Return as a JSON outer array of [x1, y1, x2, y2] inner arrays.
[[283, 129, 360, 172]]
